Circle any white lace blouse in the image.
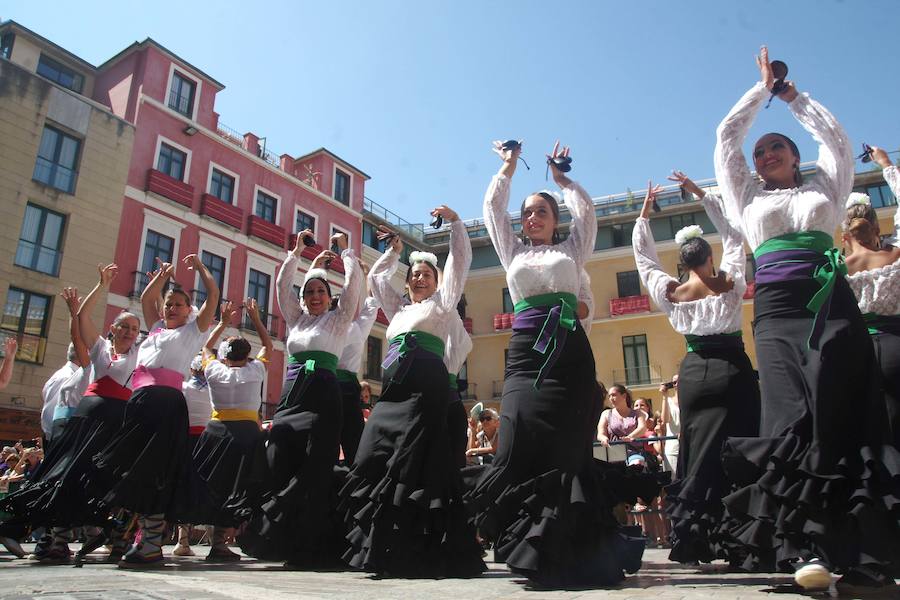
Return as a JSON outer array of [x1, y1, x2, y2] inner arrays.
[[714, 82, 854, 252], [368, 219, 472, 343], [846, 166, 900, 316], [445, 312, 472, 375], [337, 297, 380, 372], [276, 248, 363, 357], [483, 174, 597, 304], [632, 194, 747, 335]]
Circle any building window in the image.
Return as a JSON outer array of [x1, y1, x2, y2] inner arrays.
[[622, 334, 650, 386], [365, 335, 382, 380], [36, 54, 84, 93], [247, 269, 271, 323], [33, 125, 80, 193], [1, 32, 14, 60], [334, 169, 350, 205], [195, 251, 225, 307], [138, 230, 175, 293], [209, 168, 235, 203], [362, 221, 379, 249], [853, 182, 897, 209], [15, 204, 66, 276], [295, 210, 316, 234], [168, 71, 196, 117], [616, 270, 641, 298], [255, 191, 277, 223], [157, 143, 187, 181], [667, 213, 697, 239], [501, 288, 514, 313], [1, 288, 51, 364]]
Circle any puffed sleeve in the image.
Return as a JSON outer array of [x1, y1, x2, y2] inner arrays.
[[560, 181, 598, 269], [788, 91, 854, 208], [714, 82, 768, 226], [483, 174, 523, 269], [436, 219, 472, 313], [367, 246, 406, 321], [632, 217, 677, 313], [334, 249, 363, 325], [276, 253, 302, 329]]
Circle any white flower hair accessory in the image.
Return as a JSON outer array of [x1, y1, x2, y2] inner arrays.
[[217, 340, 231, 358], [303, 268, 329, 285], [675, 225, 704, 246], [190, 355, 203, 371], [409, 251, 438, 267], [845, 192, 871, 210]]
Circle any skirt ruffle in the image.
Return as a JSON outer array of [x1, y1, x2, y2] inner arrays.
[[666, 474, 732, 564], [0, 395, 126, 527], [721, 433, 900, 574]]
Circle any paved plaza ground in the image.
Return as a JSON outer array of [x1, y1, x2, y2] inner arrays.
[[3, 545, 897, 599]]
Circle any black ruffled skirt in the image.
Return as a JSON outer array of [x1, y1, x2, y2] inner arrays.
[[467, 323, 657, 587], [88, 385, 191, 518], [871, 328, 900, 450], [721, 278, 900, 574], [339, 352, 485, 578], [339, 378, 365, 465], [666, 344, 760, 564], [0, 394, 127, 527], [447, 388, 468, 470], [191, 419, 267, 527], [237, 368, 345, 566]]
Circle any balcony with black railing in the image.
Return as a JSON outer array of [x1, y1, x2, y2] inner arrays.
[[239, 312, 281, 339], [612, 364, 663, 387]]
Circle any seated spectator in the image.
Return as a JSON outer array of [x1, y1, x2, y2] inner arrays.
[[466, 408, 499, 465], [597, 385, 648, 467]]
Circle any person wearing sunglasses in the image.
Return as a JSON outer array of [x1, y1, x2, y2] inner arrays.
[[713, 46, 899, 593], [842, 145, 900, 450]]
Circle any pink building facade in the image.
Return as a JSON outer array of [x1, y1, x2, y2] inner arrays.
[[91, 40, 369, 415]]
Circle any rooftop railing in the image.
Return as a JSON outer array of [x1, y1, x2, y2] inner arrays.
[[363, 196, 425, 240]]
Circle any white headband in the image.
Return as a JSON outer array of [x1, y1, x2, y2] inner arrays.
[[303, 268, 329, 285], [409, 251, 438, 267], [675, 225, 704, 246]]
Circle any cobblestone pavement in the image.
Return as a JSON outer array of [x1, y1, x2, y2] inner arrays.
[[1, 545, 897, 599]]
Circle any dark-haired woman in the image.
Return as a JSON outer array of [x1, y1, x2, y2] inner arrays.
[[632, 174, 759, 566], [88, 255, 219, 567], [339, 205, 485, 578], [843, 146, 900, 449], [469, 141, 654, 587], [714, 46, 900, 591], [238, 232, 361, 567], [190, 298, 272, 561]]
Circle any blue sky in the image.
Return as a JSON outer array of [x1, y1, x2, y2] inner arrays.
[[7, 1, 900, 223]]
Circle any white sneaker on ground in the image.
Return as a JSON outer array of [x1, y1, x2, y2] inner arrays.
[[794, 559, 832, 591]]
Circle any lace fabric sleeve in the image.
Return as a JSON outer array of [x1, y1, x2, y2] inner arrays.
[[561, 181, 598, 269], [702, 193, 747, 291], [788, 91, 854, 206], [577, 269, 594, 333], [334, 249, 363, 326], [367, 247, 405, 321], [884, 166, 900, 245], [632, 217, 676, 311], [436, 219, 473, 312], [276, 253, 303, 329], [714, 82, 768, 225], [355, 297, 381, 340], [483, 174, 523, 269]]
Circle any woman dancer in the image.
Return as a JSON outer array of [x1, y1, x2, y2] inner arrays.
[[469, 141, 653, 587], [1, 267, 142, 561], [843, 146, 900, 449], [191, 299, 271, 561], [632, 175, 759, 565], [89, 255, 218, 567], [714, 46, 899, 591], [340, 205, 484, 578], [238, 232, 361, 567]]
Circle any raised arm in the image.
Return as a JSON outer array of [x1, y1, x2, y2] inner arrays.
[[203, 300, 237, 362], [873, 149, 900, 244], [0, 338, 16, 389], [484, 143, 525, 269], [355, 296, 381, 341], [61, 287, 90, 368], [246, 298, 273, 362], [367, 230, 407, 320], [703, 192, 747, 290], [435, 210, 472, 312], [632, 183, 677, 310], [332, 233, 363, 324], [140, 258, 173, 327], [78, 263, 117, 348], [551, 142, 597, 267], [277, 231, 309, 329], [184, 254, 218, 332]]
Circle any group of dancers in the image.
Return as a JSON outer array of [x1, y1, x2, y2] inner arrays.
[[0, 45, 898, 593]]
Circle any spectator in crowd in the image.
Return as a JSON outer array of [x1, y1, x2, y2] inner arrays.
[[466, 408, 499, 464], [360, 381, 372, 420], [631, 397, 671, 548], [597, 385, 649, 467], [658, 376, 681, 476]]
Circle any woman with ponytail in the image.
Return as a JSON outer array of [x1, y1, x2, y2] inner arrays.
[[631, 173, 759, 566], [713, 46, 899, 592], [843, 145, 900, 448], [339, 204, 484, 578]]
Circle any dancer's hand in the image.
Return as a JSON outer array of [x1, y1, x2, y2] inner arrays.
[[668, 170, 705, 199], [639, 180, 664, 219]]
